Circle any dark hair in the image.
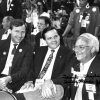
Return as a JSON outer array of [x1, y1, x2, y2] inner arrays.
[[42, 26, 58, 40], [38, 16, 51, 27], [10, 19, 26, 29]]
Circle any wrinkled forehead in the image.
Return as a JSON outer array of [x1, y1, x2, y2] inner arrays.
[[76, 36, 89, 45]]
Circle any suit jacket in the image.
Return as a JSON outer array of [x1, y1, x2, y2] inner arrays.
[[53, 54, 100, 100], [0, 35, 33, 92], [0, 29, 5, 40], [30, 45, 74, 83]]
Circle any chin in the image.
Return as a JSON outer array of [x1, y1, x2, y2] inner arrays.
[[76, 56, 83, 61]]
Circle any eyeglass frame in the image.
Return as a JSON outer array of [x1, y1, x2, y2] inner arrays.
[[73, 45, 90, 51]]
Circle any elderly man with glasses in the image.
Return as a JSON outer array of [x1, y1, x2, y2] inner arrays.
[[53, 33, 100, 100]]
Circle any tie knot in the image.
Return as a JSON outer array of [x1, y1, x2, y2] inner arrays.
[[13, 44, 18, 47], [51, 50, 55, 53]]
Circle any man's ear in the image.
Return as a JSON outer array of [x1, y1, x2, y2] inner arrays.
[[91, 47, 95, 53], [47, 24, 49, 27]]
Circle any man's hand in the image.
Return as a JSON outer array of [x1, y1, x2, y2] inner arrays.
[[20, 81, 34, 90], [41, 80, 56, 98], [0, 76, 12, 93], [0, 76, 11, 87]]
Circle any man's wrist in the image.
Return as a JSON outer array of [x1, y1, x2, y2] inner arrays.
[[6, 76, 12, 83]]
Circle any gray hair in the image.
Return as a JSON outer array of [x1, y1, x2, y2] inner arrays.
[[78, 33, 99, 52]]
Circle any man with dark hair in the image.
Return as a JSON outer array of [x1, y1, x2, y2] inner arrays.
[[0, 19, 33, 92]]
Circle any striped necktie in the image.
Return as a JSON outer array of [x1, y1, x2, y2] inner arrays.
[[38, 50, 55, 79]]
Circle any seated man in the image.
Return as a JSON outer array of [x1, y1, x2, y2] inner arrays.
[[0, 19, 33, 92], [53, 33, 100, 100], [13, 26, 75, 100]]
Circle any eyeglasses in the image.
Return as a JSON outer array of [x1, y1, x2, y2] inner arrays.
[[37, 23, 45, 26], [73, 45, 90, 51]]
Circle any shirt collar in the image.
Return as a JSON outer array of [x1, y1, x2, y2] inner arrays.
[[81, 56, 96, 68], [48, 45, 60, 53], [11, 40, 19, 46]]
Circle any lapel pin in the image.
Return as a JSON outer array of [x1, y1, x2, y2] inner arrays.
[[3, 51, 7, 55], [90, 72, 92, 73], [19, 49, 22, 53]]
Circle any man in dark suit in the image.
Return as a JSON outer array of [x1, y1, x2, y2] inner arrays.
[[34, 16, 64, 53], [13, 26, 74, 100], [0, 19, 33, 92], [53, 33, 100, 100]]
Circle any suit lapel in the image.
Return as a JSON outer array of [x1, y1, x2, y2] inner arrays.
[[2, 36, 11, 56], [35, 46, 48, 76], [11, 41, 24, 69], [51, 46, 64, 76], [82, 56, 98, 100]]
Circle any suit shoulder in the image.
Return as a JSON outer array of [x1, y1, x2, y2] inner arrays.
[[63, 46, 74, 53]]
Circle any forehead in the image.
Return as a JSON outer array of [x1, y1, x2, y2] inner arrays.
[[45, 29, 58, 37], [38, 19, 45, 23], [3, 17, 7, 22], [78, 0, 87, 1], [75, 38, 88, 45], [12, 25, 26, 30]]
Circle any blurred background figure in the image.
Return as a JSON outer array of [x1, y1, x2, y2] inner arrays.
[[0, 16, 14, 40], [0, 0, 23, 23], [62, 0, 100, 49]]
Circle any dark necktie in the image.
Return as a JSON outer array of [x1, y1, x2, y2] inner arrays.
[[12, 44, 18, 55], [38, 50, 55, 79]]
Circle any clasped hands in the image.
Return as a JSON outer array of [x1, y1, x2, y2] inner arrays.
[[41, 80, 57, 98], [20, 80, 57, 98]]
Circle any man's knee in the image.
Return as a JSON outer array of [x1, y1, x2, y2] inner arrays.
[[54, 85, 64, 100], [23, 85, 64, 100]]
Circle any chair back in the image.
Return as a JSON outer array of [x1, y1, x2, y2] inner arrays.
[[0, 91, 17, 100]]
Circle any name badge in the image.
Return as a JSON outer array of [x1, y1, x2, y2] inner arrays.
[[88, 92, 94, 100], [81, 20, 87, 27], [85, 83, 96, 93]]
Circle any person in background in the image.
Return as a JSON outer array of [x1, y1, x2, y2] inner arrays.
[[0, 19, 33, 92], [62, 0, 100, 49], [34, 16, 52, 53], [0, 16, 14, 40], [12, 26, 74, 100], [53, 33, 100, 100], [0, 0, 23, 23]]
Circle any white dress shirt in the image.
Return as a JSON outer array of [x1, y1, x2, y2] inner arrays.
[[1, 40, 18, 75]]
